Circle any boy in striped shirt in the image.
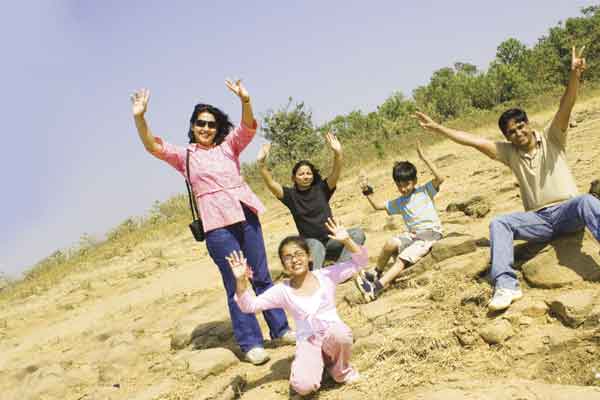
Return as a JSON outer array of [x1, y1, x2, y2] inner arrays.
[[356, 141, 444, 302]]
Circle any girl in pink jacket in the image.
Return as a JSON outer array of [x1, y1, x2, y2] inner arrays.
[[228, 218, 368, 396]]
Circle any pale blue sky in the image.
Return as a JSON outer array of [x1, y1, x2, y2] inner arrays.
[[0, 1, 595, 277]]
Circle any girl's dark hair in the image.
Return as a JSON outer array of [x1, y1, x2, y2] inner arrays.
[[187, 103, 234, 145], [392, 161, 417, 182], [291, 160, 323, 187], [498, 108, 528, 137], [278, 235, 313, 269]]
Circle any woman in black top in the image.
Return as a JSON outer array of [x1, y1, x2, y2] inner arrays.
[[257, 132, 366, 269]]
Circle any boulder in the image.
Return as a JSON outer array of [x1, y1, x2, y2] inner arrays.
[[549, 290, 598, 328], [519, 232, 600, 288], [175, 348, 239, 380], [431, 235, 477, 262]]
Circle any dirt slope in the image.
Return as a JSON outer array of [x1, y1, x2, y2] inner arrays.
[[2, 98, 600, 400]]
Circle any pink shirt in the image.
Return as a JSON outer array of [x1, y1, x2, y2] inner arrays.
[[151, 121, 266, 232], [235, 247, 368, 341]]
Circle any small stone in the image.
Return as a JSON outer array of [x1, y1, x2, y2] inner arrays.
[[479, 319, 514, 344]]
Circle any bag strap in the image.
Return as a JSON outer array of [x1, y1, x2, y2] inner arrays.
[[185, 150, 201, 221]]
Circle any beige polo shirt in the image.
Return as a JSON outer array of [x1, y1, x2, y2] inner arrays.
[[495, 123, 579, 211]]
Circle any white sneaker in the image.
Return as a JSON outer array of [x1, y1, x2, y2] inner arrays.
[[244, 347, 270, 365], [488, 288, 523, 311], [277, 330, 296, 345]]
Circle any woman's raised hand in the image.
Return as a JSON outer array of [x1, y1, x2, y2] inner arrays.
[[257, 143, 271, 164], [325, 217, 349, 242], [130, 89, 150, 117], [226, 250, 252, 280], [225, 79, 250, 102], [325, 131, 342, 155]]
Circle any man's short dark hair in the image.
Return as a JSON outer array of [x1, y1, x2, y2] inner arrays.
[[392, 161, 417, 183], [498, 108, 528, 137]]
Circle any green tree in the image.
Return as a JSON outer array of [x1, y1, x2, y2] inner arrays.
[[261, 98, 320, 164]]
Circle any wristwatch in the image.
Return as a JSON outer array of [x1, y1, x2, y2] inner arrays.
[[362, 185, 374, 196]]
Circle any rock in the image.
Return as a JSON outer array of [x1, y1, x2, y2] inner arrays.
[[445, 196, 490, 218], [550, 290, 598, 328], [509, 298, 549, 317], [431, 235, 477, 262], [170, 329, 192, 350], [522, 258, 582, 288], [175, 348, 239, 380], [190, 321, 234, 350], [193, 375, 246, 400], [520, 232, 600, 287], [454, 329, 479, 347], [479, 319, 513, 344], [583, 302, 600, 328]]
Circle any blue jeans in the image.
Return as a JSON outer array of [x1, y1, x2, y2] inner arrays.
[[306, 227, 366, 270], [490, 195, 600, 290], [206, 205, 290, 353]]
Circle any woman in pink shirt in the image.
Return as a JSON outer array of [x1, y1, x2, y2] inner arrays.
[[229, 219, 367, 396], [130, 81, 291, 365]]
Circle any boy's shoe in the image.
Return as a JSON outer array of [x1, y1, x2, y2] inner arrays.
[[488, 288, 523, 311], [354, 275, 376, 303], [360, 268, 380, 283], [244, 347, 270, 365], [277, 330, 296, 345]]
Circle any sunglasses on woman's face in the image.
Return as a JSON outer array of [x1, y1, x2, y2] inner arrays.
[[195, 119, 217, 129]]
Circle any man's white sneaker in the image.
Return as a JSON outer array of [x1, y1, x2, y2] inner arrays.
[[488, 288, 523, 311], [244, 347, 270, 365]]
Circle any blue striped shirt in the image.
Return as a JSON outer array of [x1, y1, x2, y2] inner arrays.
[[386, 181, 442, 233]]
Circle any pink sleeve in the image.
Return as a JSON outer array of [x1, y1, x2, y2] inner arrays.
[[321, 246, 369, 284], [234, 284, 286, 314], [225, 120, 258, 157], [150, 136, 186, 173]]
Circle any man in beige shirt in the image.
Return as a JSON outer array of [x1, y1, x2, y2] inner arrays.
[[416, 46, 599, 311]]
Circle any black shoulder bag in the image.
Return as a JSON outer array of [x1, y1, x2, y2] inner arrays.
[[185, 150, 205, 241]]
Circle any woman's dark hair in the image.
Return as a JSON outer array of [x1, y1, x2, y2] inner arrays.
[[278, 235, 313, 269], [392, 161, 417, 183], [291, 160, 323, 187], [498, 108, 528, 137], [187, 103, 234, 145]]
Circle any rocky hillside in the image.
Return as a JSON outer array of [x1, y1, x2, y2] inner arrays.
[[2, 98, 600, 400]]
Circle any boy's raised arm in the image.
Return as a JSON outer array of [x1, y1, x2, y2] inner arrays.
[[415, 111, 498, 160], [416, 140, 444, 190]]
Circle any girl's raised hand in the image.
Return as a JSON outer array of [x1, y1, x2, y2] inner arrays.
[[130, 88, 150, 116], [225, 79, 250, 102], [226, 250, 253, 280], [325, 217, 349, 242]]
